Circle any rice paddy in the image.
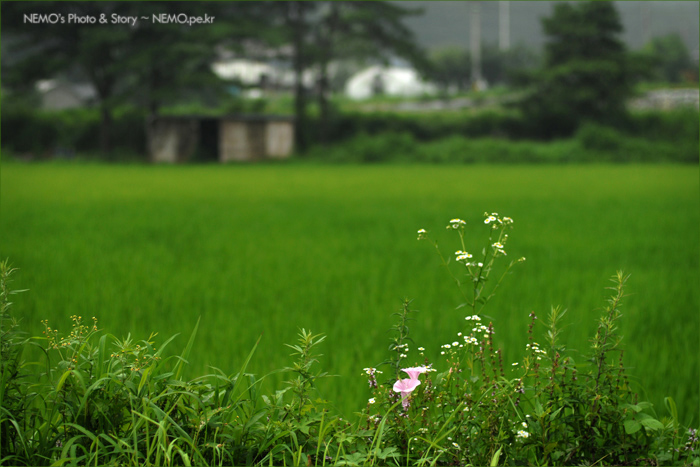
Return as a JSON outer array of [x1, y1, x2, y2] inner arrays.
[[1, 162, 697, 421]]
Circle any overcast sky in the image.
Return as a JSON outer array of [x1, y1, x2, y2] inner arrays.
[[394, 1, 699, 56]]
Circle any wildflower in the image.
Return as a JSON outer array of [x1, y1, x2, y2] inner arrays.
[[402, 366, 428, 380], [516, 430, 530, 439], [512, 362, 519, 366], [418, 347, 425, 351], [492, 242, 504, 249], [368, 398, 376, 405], [448, 218, 466, 229], [417, 229, 427, 240], [452, 341, 459, 347], [484, 216, 497, 224], [521, 421, 527, 428], [393, 378, 421, 409], [452, 442, 460, 449]]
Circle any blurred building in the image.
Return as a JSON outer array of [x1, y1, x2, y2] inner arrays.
[[211, 58, 316, 91], [36, 80, 96, 110], [148, 115, 295, 163], [344, 65, 437, 100]]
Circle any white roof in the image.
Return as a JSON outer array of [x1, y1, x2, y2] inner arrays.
[[345, 65, 436, 100], [211, 59, 275, 85]]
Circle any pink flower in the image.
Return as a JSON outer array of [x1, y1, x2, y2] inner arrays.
[[393, 378, 421, 409], [401, 366, 428, 380]]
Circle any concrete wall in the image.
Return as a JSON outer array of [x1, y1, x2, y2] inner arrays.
[[148, 116, 294, 163], [265, 121, 294, 159], [220, 118, 293, 162], [219, 120, 266, 162], [148, 119, 199, 163]]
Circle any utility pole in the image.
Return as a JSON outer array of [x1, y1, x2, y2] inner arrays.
[[470, 1, 482, 90], [499, 1, 510, 51], [640, 2, 651, 46]]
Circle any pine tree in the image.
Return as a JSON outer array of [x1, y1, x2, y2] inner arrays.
[[517, 2, 634, 139]]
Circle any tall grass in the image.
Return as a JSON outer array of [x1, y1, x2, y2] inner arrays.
[[0, 163, 697, 420]]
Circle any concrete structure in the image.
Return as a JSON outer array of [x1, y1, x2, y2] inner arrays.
[[148, 115, 294, 163]]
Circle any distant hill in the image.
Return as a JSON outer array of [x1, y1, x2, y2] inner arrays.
[[395, 1, 699, 58]]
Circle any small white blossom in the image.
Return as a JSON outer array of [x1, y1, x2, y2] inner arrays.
[[449, 219, 466, 229], [516, 430, 530, 439], [368, 398, 376, 404]]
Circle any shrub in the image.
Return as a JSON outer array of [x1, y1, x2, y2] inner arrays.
[[0, 105, 147, 159]]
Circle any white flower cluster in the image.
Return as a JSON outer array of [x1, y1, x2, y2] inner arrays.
[[484, 212, 514, 230], [455, 250, 473, 262], [492, 241, 507, 256], [464, 336, 479, 345], [471, 323, 494, 337], [448, 218, 466, 229], [465, 315, 481, 321], [516, 430, 530, 439], [363, 367, 383, 375], [455, 250, 483, 267], [526, 342, 546, 360], [417, 228, 427, 240], [395, 343, 410, 358]]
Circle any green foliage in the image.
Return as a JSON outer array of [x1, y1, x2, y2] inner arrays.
[[3, 210, 698, 465], [1, 104, 147, 160], [516, 1, 637, 139], [642, 34, 697, 84], [305, 123, 698, 164], [424, 44, 540, 92]]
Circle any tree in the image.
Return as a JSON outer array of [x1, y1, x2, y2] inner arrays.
[[643, 34, 695, 84], [424, 46, 471, 94], [269, 1, 427, 149], [1, 2, 250, 157], [516, 2, 635, 139], [424, 43, 539, 94], [2, 2, 134, 156]]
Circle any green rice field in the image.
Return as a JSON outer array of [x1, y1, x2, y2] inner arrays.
[[1, 163, 698, 421]]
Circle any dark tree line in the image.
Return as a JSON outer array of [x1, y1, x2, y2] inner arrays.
[[1, 1, 426, 155]]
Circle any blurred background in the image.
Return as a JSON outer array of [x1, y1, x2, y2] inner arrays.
[[1, 1, 698, 163]]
